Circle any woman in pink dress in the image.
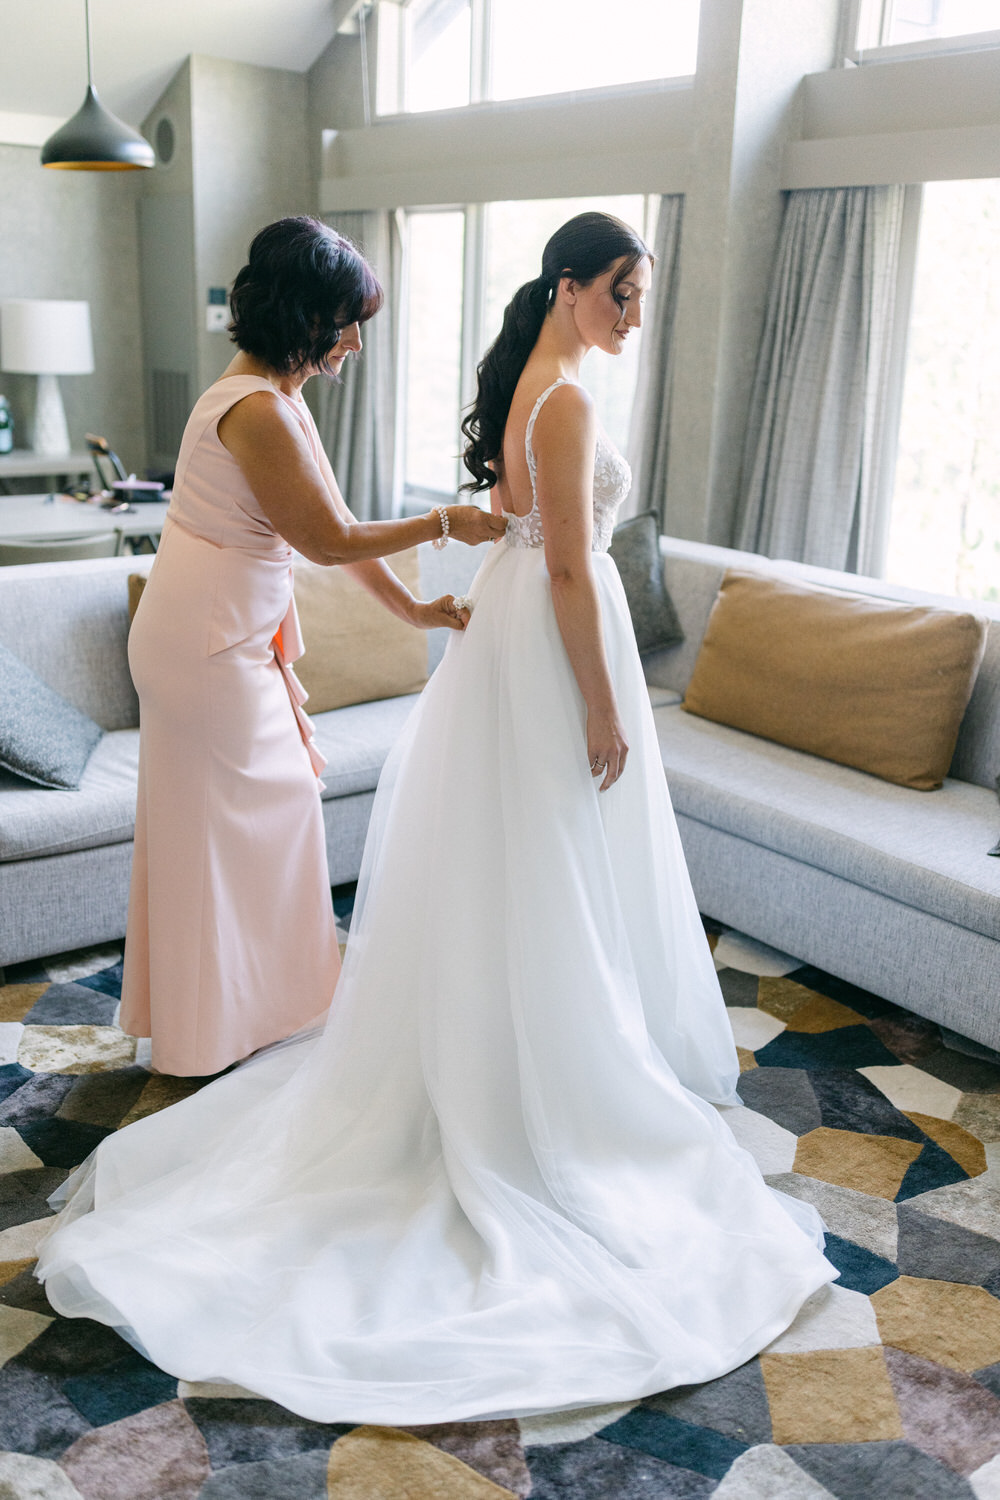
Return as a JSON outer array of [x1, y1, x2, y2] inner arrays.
[[120, 217, 503, 1077]]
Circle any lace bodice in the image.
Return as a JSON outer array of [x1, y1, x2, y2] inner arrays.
[[504, 378, 631, 552]]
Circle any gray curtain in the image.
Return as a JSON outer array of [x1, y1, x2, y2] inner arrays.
[[316, 211, 403, 520], [625, 194, 684, 526], [735, 185, 906, 573]]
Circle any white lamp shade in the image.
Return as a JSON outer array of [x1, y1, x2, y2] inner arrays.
[[0, 299, 94, 375]]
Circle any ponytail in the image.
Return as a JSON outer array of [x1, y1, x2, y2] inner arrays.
[[460, 276, 551, 492], [460, 211, 651, 493]]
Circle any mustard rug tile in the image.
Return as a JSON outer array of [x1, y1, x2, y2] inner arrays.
[[0, 1304, 53, 1368], [904, 1112, 989, 1179], [737, 1046, 759, 1072], [16, 1025, 137, 1075], [401, 1420, 530, 1497], [59, 1399, 211, 1500], [760, 1347, 903, 1446], [872, 1277, 1000, 1372], [0, 983, 49, 1024], [793, 1127, 922, 1200], [0, 1256, 37, 1286], [783, 995, 870, 1034], [326, 1427, 519, 1498], [756, 977, 830, 1024]]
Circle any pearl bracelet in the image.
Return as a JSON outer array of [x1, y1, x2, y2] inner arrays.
[[432, 505, 450, 550]]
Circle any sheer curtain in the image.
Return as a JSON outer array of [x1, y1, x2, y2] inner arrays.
[[316, 211, 403, 521], [624, 195, 684, 525], [735, 185, 907, 574]]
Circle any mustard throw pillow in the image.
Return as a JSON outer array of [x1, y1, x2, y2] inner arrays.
[[293, 548, 428, 713], [682, 570, 988, 790]]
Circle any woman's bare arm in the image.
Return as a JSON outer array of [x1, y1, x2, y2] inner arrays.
[[531, 384, 628, 789], [218, 392, 502, 571]]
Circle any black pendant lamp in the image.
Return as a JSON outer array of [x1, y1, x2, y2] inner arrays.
[[41, 0, 154, 171]]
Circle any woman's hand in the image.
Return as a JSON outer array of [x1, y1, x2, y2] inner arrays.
[[587, 705, 629, 791], [443, 506, 506, 546], [409, 595, 471, 632]]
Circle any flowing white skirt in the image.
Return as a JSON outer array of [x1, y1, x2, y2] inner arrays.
[[36, 539, 835, 1424]]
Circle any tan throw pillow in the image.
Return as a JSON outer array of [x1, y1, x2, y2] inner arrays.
[[682, 569, 988, 791], [293, 548, 428, 713], [128, 573, 146, 621]]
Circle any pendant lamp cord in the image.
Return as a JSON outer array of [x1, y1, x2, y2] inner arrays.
[[83, 0, 94, 89]]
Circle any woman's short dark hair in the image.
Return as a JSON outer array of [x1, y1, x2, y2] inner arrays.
[[228, 216, 383, 376], [460, 211, 651, 492]]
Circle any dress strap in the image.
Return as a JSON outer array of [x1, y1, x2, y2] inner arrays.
[[524, 378, 575, 502]]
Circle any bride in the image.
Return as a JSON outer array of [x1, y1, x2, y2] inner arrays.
[[36, 211, 834, 1424]]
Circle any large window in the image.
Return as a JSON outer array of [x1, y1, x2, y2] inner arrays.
[[400, 196, 656, 503], [884, 179, 1000, 602], [856, 0, 1000, 52], [397, 0, 699, 115]]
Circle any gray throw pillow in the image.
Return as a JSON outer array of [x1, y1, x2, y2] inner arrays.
[[0, 643, 103, 789], [608, 510, 684, 656]]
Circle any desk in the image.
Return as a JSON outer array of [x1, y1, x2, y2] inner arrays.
[[0, 450, 93, 494], [0, 492, 170, 546]]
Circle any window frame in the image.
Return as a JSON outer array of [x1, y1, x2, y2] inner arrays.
[[844, 0, 1000, 63]]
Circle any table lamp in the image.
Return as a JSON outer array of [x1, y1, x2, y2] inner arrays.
[[0, 300, 94, 457]]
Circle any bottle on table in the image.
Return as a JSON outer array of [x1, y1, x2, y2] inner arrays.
[[0, 397, 13, 454]]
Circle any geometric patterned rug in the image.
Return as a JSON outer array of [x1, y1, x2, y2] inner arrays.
[[1, 902, 999, 1499]]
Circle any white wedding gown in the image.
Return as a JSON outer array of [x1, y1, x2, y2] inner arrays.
[[37, 380, 835, 1424]]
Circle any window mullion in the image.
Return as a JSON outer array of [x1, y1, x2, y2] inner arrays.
[[460, 203, 487, 443], [470, 0, 492, 104]]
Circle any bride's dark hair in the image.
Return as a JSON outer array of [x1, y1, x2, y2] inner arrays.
[[460, 211, 651, 492]]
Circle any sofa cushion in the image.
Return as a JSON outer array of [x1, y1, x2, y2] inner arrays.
[[311, 695, 421, 800], [682, 570, 988, 791], [0, 643, 103, 790], [0, 729, 139, 861], [293, 550, 428, 713], [609, 511, 684, 655], [654, 704, 1000, 942]]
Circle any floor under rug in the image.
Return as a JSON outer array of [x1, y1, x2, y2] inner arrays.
[[1, 905, 999, 1499]]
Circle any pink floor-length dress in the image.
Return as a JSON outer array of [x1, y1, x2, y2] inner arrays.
[[119, 375, 340, 1076]]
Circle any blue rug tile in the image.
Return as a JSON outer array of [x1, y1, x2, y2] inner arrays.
[[0, 1073, 75, 1127], [15, 1316, 132, 1375], [0, 1167, 63, 1231], [183, 1398, 350, 1467], [822, 1233, 899, 1295], [75, 963, 123, 999], [198, 1451, 330, 1498], [896, 1141, 970, 1202], [808, 1069, 927, 1142], [22, 982, 118, 1026], [62, 1352, 178, 1425], [0, 1363, 92, 1460], [525, 1437, 716, 1498], [973, 1362, 1000, 1399], [755, 1026, 899, 1072], [787, 1440, 976, 1498], [16, 1117, 111, 1169], [0, 1063, 33, 1105], [598, 1407, 748, 1480], [735, 1068, 822, 1134]]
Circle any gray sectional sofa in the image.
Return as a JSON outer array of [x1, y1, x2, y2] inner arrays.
[[1, 536, 998, 1050]]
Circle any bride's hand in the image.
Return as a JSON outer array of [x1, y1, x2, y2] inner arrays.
[[409, 595, 471, 632], [443, 506, 506, 546], [587, 706, 629, 791]]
